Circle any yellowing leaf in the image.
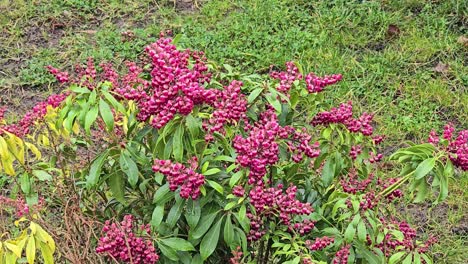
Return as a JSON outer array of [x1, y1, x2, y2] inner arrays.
[[26, 236, 36, 264], [34, 223, 55, 252], [25, 142, 41, 160], [39, 242, 54, 264], [4, 242, 21, 257]]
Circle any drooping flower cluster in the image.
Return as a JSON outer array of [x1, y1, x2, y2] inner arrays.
[[232, 185, 245, 197], [203, 80, 247, 141], [46, 65, 69, 83], [96, 215, 159, 264], [340, 169, 374, 194], [428, 123, 468, 171], [305, 72, 342, 93], [234, 110, 320, 185], [247, 184, 313, 240], [375, 219, 436, 257], [0, 196, 45, 218], [333, 245, 351, 264], [292, 219, 316, 235], [311, 101, 374, 136], [152, 158, 205, 199], [305, 236, 334, 251], [0, 93, 68, 137], [349, 145, 362, 160], [136, 38, 216, 129], [229, 246, 243, 264], [233, 110, 282, 185], [284, 127, 321, 162], [270, 61, 303, 94]]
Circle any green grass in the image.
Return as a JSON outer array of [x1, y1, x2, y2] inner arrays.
[[1, 0, 467, 262]]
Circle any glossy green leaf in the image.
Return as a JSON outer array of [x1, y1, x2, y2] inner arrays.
[[247, 88, 263, 104], [229, 170, 243, 187], [160, 238, 195, 251], [200, 216, 223, 260], [207, 180, 224, 194], [224, 215, 235, 246], [185, 199, 201, 228], [192, 211, 219, 239], [119, 150, 139, 187], [84, 105, 99, 135], [99, 99, 114, 131], [108, 171, 125, 203], [86, 150, 109, 187], [344, 223, 356, 242], [173, 124, 184, 162], [414, 158, 435, 179], [151, 205, 165, 227], [166, 197, 184, 228]]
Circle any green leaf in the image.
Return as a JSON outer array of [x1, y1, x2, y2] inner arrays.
[[157, 242, 179, 261], [185, 199, 201, 228], [420, 253, 432, 264], [200, 216, 223, 260], [108, 171, 125, 203], [229, 170, 243, 187], [207, 180, 224, 194], [192, 211, 219, 239], [151, 205, 165, 227], [32, 170, 52, 181], [160, 238, 195, 251], [203, 168, 221, 176], [402, 253, 413, 264], [414, 158, 436, 179], [238, 205, 246, 222], [99, 99, 114, 132], [186, 114, 200, 139], [153, 184, 173, 205], [224, 215, 235, 246], [173, 124, 184, 162], [389, 252, 406, 264], [84, 105, 99, 135], [102, 91, 126, 113], [344, 223, 356, 242], [357, 220, 367, 241], [86, 150, 110, 187], [321, 158, 335, 186], [266, 93, 282, 113], [119, 150, 139, 187], [166, 197, 184, 228], [247, 88, 263, 104], [69, 85, 90, 93]]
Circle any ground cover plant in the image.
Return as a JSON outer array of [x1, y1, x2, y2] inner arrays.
[[0, 31, 467, 263], [1, 0, 467, 263]]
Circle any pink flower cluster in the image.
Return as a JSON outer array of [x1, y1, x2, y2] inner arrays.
[[96, 215, 159, 263], [374, 219, 436, 256], [152, 158, 205, 199], [311, 101, 374, 136], [270, 62, 303, 94], [0, 93, 68, 137], [229, 246, 243, 264], [234, 110, 320, 185], [333, 245, 351, 264], [232, 185, 245, 197], [0, 196, 45, 218], [305, 236, 334, 251], [284, 127, 321, 162], [428, 123, 468, 171], [340, 169, 373, 194], [203, 80, 247, 141], [136, 38, 216, 129], [377, 178, 403, 202], [247, 184, 313, 240], [46, 65, 69, 83], [349, 145, 362, 160], [233, 110, 282, 185], [291, 219, 316, 235], [305, 72, 342, 93]]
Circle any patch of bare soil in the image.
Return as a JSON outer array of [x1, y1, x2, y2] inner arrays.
[[399, 202, 468, 237]]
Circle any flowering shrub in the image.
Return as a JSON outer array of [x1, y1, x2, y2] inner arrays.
[[0, 34, 466, 263]]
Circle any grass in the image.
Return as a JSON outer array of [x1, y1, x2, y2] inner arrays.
[[1, 0, 467, 262]]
